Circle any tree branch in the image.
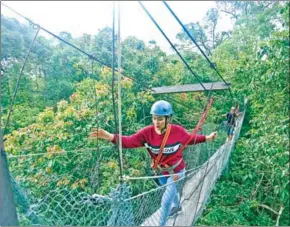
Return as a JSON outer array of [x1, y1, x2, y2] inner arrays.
[[220, 10, 238, 20], [258, 204, 279, 215], [275, 205, 284, 226], [251, 173, 264, 199]]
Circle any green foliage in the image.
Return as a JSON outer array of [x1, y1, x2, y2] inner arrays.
[[1, 2, 289, 225], [196, 2, 289, 226]]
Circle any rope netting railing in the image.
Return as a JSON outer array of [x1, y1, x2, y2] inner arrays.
[[6, 103, 246, 226], [125, 106, 246, 226]]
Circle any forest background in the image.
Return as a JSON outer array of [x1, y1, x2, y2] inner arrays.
[[1, 1, 289, 226]]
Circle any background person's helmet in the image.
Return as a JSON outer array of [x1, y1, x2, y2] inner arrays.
[[150, 100, 173, 116]]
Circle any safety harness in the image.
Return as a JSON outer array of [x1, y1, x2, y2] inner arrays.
[[152, 124, 171, 170], [152, 98, 214, 174]]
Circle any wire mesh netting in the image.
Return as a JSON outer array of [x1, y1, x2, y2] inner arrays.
[[6, 109, 246, 226]]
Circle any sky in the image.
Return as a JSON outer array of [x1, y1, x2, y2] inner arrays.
[[1, 1, 234, 53]]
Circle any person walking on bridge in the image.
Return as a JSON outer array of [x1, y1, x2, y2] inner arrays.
[[89, 100, 217, 226], [223, 106, 242, 141]]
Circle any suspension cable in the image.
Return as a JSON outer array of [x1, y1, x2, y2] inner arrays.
[[111, 2, 124, 182], [3, 26, 40, 136], [90, 59, 100, 150], [117, 1, 124, 183], [138, 1, 207, 92], [1, 3, 109, 67], [162, 0, 235, 99]]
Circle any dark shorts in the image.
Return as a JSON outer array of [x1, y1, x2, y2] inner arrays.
[[227, 125, 234, 135]]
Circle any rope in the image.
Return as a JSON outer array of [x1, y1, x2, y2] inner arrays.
[[117, 2, 124, 183], [110, 2, 124, 183], [90, 59, 100, 150], [124, 166, 193, 202], [123, 155, 209, 181], [6, 146, 114, 159], [88, 58, 103, 192], [3, 25, 40, 136], [138, 1, 208, 92]]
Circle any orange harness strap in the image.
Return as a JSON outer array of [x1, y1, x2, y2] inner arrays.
[[159, 98, 214, 167]]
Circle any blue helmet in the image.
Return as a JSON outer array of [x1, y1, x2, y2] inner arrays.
[[150, 100, 173, 116]]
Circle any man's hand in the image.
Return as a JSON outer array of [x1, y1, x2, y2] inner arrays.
[[205, 131, 217, 142], [89, 128, 114, 141]]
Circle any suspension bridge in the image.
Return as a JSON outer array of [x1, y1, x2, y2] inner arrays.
[[1, 2, 247, 226]]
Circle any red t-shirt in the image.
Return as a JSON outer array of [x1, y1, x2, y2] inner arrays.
[[111, 124, 206, 174]]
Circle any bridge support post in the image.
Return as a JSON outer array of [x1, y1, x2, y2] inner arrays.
[[0, 128, 19, 225]]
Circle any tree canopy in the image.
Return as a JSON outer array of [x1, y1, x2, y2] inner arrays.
[[1, 1, 289, 225]]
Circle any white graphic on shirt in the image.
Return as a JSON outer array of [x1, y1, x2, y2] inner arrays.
[[144, 142, 181, 155]]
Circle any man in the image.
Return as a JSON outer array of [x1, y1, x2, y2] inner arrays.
[[223, 106, 241, 141], [89, 100, 217, 226]]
